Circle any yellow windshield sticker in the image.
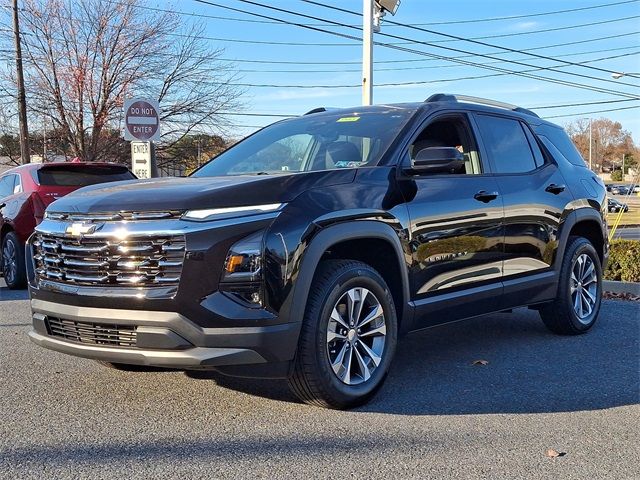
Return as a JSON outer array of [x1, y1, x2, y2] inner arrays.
[[337, 116, 360, 122]]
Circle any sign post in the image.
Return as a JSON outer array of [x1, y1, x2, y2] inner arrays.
[[124, 98, 160, 178]]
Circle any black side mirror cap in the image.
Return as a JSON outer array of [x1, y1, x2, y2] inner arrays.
[[408, 147, 465, 175]]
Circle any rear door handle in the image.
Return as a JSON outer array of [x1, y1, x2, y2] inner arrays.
[[545, 183, 566, 194], [474, 191, 499, 203]]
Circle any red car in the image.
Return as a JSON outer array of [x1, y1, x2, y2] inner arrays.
[[0, 162, 136, 289]]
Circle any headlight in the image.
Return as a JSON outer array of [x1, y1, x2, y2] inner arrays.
[[220, 230, 264, 307], [183, 203, 283, 222]]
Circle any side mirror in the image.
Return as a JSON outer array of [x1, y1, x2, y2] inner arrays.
[[409, 147, 464, 175]]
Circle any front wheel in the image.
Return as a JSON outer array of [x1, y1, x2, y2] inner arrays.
[[2, 231, 27, 289], [288, 260, 398, 409], [539, 236, 602, 335]]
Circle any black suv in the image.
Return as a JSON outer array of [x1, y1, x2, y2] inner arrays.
[[27, 94, 607, 409]]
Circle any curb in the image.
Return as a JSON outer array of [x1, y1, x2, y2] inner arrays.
[[603, 280, 640, 296]]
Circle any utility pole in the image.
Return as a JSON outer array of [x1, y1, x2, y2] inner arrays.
[[362, 0, 373, 106], [588, 118, 592, 171], [12, 0, 29, 164], [622, 153, 625, 181]]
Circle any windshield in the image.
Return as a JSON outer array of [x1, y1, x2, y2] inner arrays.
[[192, 108, 415, 177]]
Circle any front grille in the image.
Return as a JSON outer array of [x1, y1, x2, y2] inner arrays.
[[46, 317, 137, 347], [33, 233, 186, 287]]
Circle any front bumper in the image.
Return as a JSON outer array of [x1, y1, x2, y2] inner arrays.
[[29, 298, 299, 372]]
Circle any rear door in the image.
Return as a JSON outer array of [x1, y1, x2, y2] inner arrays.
[[473, 113, 573, 308], [400, 112, 505, 328]]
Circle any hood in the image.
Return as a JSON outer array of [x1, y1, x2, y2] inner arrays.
[[47, 169, 356, 214]]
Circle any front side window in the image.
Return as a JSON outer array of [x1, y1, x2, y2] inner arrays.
[[475, 114, 538, 174], [409, 114, 483, 174], [192, 108, 415, 177]]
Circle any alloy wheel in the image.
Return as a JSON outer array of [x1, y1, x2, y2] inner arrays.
[[2, 239, 17, 285], [570, 253, 598, 323], [326, 287, 387, 386]]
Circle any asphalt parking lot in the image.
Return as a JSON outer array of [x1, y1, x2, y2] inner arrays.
[[1, 282, 638, 479]]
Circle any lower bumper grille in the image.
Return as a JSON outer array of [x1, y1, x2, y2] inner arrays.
[[45, 317, 137, 347]]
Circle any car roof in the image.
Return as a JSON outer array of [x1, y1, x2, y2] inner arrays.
[[301, 98, 560, 130]]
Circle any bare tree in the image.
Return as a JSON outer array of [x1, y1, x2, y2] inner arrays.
[[14, 0, 242, 162], [565, 117, 636, 171]]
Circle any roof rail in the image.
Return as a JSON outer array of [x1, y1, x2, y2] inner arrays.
[[425, 93, 539, 118]]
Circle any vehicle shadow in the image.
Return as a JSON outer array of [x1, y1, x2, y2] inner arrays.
[[186, 301, 640, 415], [0, 281, 29, 301]]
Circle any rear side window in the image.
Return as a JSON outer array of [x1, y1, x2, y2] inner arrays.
[[538, 124, 587, 167], [36, 165, 135, 186], [475, 114, 537, 173]]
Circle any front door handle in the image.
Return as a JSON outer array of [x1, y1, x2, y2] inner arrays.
[[474, 191, 499, 203], [545, 183, 566, 194]]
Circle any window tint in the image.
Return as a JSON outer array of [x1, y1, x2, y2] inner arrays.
[[36, 165, 135, 186], [0, 175, 16, 199], [227, 134, 314, 174], [522, 125, 545, 168], [476, 115, 537, 173], [192, 108, 414, 177], [409, 115, 483, 174], [538, 124, 587, 167]]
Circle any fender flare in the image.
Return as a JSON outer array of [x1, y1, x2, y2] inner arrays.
[[553, 207, 607, 271], [284, 220, 411, 330]]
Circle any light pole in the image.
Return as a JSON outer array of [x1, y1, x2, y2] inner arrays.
[[362, 0, 400, 105]]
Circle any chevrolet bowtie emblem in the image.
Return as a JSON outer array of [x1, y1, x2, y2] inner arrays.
[[65, 222, 96, 237]]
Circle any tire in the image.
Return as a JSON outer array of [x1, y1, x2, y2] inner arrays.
[[288, 260, 398, 409], [539, 236, 602, 335], [2, 231, 27, 289]]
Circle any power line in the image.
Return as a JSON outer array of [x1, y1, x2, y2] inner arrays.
[[101, 0, 639, 27], [403, 0, 640, 26], [196, 0, 640, 99], [532, 98, 640, 109], [99, 1, 640, 66], [300, 0, 640, 80], [426, 14, 640, 44], [232, 50, 640, 74], [544, 104, 640, 119]]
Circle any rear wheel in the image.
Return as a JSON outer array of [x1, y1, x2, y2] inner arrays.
[[288, 260, 398, 409], [539, 236, 602, 335], [2, 231, 27, 289]]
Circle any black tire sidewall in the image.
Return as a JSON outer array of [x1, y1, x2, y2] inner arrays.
[[309, 264, 397, 405], [561, 238, 602, 332], [2, 232, 26, 289]]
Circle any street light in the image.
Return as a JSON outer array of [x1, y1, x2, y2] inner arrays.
[[362, 0, 401, 105], [611, 72, 640, 79]]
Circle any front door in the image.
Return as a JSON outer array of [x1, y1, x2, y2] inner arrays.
[[399, 112, 505, 329]]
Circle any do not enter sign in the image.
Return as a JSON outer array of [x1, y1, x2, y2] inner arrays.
[[124, 98, 161, 142]]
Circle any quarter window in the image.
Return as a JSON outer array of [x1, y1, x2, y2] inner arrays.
[[476, 115, 538, 173]]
